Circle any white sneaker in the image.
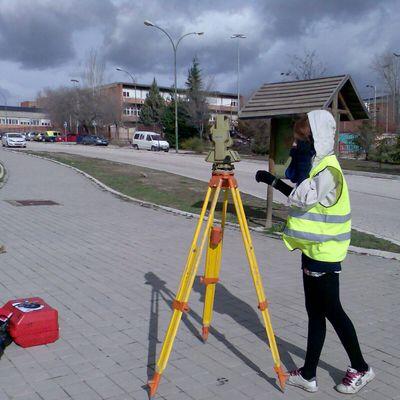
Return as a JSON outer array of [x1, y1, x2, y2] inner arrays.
[[287, 369, 318, 392], [335, 367, 375, 394]]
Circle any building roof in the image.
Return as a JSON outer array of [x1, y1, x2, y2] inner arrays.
[[103, 82, 237, 98], [0, 105, 44, 113], [239, 75, 369, 121]]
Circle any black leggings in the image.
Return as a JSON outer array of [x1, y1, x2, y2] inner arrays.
[[301, 272, 368, 380]]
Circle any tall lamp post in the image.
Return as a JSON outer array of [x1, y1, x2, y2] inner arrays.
[[230, 34, 246, 114], [70, 79, 80, 135], [393, 53, 400, 132], [0, 91, 7, 127], [144, 20, 203, 153], [366, 84, 377, 127], [116, 68, 138, 137]]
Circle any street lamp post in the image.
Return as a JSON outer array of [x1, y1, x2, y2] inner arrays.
[[230, 34, 246, 114], [366, 84, 377, 127], [70, 79, 80, 135], [0, 91, 7, 127], [144, 20, 203, 153], [116, 67, 137, 99], [116, 68, 138, 138], [393, 53, 400, 132]]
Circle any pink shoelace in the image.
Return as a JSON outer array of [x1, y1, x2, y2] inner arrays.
[[342, 369, 363, 386], [290, 369, 302, 376]]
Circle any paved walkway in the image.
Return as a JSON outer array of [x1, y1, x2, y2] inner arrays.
[[0, 148, 399, 400], [26, 142, 400, 244]]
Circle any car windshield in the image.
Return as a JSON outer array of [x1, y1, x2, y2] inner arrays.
[[151, 135, 162, 140], [8, 134, 23, 138]]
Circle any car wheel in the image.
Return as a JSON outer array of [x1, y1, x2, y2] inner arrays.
[[164, 149, 169, 152], [151, 146, 157, 151], [133, 144, 139, 150]]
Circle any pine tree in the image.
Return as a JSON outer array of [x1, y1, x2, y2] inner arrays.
[[185, 58, 210, 139], [139, 78, 165, 127]]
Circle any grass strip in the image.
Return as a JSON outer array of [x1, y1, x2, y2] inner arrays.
[[26, 150, 400, 254]]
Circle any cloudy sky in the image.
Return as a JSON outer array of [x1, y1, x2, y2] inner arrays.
[[0, 0, 399, 105]]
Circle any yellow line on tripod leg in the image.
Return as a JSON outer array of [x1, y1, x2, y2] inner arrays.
[[176, 187, 212, 300], [149, 186, 216, 397], [202, 189, 227, 341], [230, 186, 286, 390], [182, 182, 222, 304]]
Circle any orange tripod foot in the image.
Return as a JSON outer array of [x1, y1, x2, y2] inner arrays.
[[274, 365, 288, 391], [148, 372, 161, 398], [202, 326, 209, 342]]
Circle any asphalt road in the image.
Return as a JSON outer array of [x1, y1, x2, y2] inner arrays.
[[20, 142, 400, 243]]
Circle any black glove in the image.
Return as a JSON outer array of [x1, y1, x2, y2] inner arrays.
[[255, 170, 293, 197], [255, 170, 275, 185]]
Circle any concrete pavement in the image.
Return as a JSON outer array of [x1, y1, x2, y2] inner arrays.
[[0, 148, 399, 400], [25, 142, 400, 244]]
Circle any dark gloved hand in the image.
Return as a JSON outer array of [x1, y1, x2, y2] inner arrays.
[[255, 170, 294, 197], [255, 170, 275, 185]]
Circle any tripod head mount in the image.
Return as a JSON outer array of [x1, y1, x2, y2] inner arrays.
[[205, 115, 240, 171]]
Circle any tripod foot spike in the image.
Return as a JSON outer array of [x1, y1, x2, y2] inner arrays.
[[274, 365, 288, 391], [148, 372, 161, 398], [202, 326, 209, 342]]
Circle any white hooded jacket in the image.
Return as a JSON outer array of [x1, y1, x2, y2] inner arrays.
[[288, 110, 340, 210]]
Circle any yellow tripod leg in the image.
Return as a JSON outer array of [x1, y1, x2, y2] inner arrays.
[[201, 190, 228, 341], [230, 187, 287, 391], [148, 182, 223, 397]]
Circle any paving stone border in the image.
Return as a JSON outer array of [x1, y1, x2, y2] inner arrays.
[[7, 149, 400, 262]]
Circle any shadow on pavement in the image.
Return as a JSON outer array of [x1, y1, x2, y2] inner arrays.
[[144, 272, 343, 392]]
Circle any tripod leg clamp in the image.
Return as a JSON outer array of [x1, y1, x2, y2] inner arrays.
[[172, 300, 190, 313], [200, 276, 219, 285], [258, 300, 268, 311]]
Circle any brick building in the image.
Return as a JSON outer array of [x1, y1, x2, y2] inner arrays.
[[0, 104, 52, 133], [101, 82, 239, 139]]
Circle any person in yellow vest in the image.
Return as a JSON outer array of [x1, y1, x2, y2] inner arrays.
[[255, 110, 374, 394]]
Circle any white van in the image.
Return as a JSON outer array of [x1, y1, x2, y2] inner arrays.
[[131, 131, 169, 152]]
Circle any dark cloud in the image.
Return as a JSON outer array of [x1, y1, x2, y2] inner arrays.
[[0, 0, 116, 69], [1, 0, 399, 102]]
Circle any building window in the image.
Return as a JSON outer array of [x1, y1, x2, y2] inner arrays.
[[230, 100, 237, 107], [123, 91, 130, 97], [123, 106, 140, 116]]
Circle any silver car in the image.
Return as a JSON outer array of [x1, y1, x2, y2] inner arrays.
[[2, 133, 27, 148]]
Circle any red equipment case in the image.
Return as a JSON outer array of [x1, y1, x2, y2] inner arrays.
[[0, 297, 59, 348]]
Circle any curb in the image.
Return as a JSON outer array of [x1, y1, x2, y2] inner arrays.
[[7, 149, 400, 262]]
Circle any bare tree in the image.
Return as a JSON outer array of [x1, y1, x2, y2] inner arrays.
[[39, 86, 121, 136], [81, 49, 105, 93], [283, 49, 327, 81], [371, 51, 400, 130]]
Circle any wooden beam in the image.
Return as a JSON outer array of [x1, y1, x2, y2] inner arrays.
[[266, 119, 277, 228], [332, 94, 340, 153], [338, 92, 354, 121]]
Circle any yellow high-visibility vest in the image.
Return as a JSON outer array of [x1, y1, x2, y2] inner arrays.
[[282, 155, 351, 262]]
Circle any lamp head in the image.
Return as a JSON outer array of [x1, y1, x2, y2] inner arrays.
[[144, 20, 155, 27]]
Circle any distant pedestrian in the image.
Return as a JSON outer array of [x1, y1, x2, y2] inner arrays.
[[255, 110, 375, 394]]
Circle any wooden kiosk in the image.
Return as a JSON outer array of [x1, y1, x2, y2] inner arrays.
[[239, 75, 369, 227]]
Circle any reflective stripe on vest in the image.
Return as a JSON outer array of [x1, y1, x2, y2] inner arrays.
[[289, 210, 351, 223], [283, 228, 351, 242], [282, 155, 351, 262]]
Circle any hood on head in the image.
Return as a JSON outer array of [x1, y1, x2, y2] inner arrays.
[[307, 110, 336, 158]]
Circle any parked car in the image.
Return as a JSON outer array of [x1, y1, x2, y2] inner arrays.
[[25, 131, 38, 141], [33, 132, 45, 142], [81, 135, 109, 146], [131, 131, 169, 152], [2, 133, 26, 148], [43, 131, 61, 142], [56, 133, 77, 143]]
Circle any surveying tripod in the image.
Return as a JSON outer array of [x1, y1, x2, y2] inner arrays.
[[148, 116, 287, 397]]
